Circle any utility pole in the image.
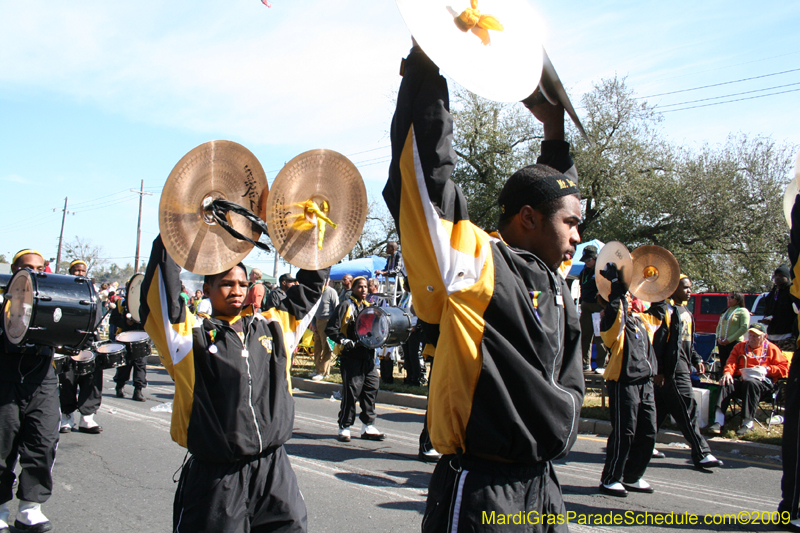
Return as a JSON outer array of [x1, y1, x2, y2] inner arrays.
[[53, 197, 75, 274], [130, 180, 153, 273]]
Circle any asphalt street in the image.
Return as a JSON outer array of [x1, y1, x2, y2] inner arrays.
[[4, 366, 790, 532]]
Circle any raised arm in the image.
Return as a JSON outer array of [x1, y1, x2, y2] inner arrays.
[[382, 46, 491, 324], [138, 236, 196, 380]]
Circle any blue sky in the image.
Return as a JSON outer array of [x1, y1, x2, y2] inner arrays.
[[1, 0, 798, 276]]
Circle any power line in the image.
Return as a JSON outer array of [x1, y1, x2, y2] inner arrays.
[[654, 81, 800, 109], [637, 67, 800, 99], [659, 87, 800, 113]]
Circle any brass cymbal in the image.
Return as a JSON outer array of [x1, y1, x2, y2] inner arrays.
[[265, 149, 367, 270], [595, 241, 632, 301], [159, 140, 268, 275], [629, 245, 680, 303]]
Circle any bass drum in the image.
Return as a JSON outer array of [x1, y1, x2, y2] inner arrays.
[[3, 270, 99, 350], [355, 306, 414, 349], [126, 273, 145, 323]]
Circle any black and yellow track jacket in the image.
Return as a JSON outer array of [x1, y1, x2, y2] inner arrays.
[[140, 236, 327, 463], [652, 302, 702, 379], [600, 285, 666, 384], [382, 48, 584, 465], [325, 295, 374, 361]]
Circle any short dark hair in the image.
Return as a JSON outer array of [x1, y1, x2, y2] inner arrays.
[[497, 164, 580, 230], [204, 263, 247, 286]]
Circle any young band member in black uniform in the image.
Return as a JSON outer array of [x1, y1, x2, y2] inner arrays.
[[58, 259, 104, 434], [110, 281, 148, 401], [597, 263, 666, 497], [326, 276, 386, 443], [0, 250, 58, 533], [383, 44, 584, 531], [141, 236, 325, 533]]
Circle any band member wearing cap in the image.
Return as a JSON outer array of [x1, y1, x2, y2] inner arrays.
[[326, 276, 386, 443], [0, 249, 58, 533], [709, 322, 788, 436], [651, 276, 723, 469], [57, 259, 104, 434], [578, 245, 607, 372], [140, 236, 326, 532], [109, 288, 147, 402], [597, 263, 667, 496], [383, 45, 584, 530]]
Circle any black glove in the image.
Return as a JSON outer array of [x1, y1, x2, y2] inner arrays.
[[341, 339, 356, 350], [599, 262, 619, 283]]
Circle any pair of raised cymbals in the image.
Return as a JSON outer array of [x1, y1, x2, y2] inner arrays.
[[595, 241, 680, 303], [159, 141, 367, 275]]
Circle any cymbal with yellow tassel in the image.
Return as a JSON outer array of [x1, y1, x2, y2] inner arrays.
[[158, 140, 268, 275], [394, 0, 545, 102], [265, 149, 368, 270]]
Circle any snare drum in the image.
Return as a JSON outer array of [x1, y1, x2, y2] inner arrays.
[[71, 350, 96, 376], [355, 306, 414, 349], [116, 331, 152, 364], [53, 354, 72, 375], [95, 341, 126, 369], [3, 270, 99, 349]]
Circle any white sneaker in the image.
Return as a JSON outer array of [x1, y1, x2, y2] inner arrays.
[[0, 502, 9, 529], [78, 414, 102, 434], [59, 413, 74, 433], [361, 424, 386, 441], [17, 500, 50, 527], [337, 428, 351, 442], [311, 374, 323, 382]]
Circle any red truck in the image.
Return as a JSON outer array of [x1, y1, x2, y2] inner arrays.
[[685, 293, 761, 334]]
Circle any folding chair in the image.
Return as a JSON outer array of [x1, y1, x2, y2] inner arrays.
[[727, 378, 785, 432]]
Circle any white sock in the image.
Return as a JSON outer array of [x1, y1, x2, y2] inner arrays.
[[17, 501, 48, 526], [0, 502, 9, 529], [715, 410, 725, 426], [700, 454, 718, 463], [81, 414, 98, 427]]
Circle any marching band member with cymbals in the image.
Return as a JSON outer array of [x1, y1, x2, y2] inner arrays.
[[140, 236, 326, 533], [383, 44, 584, 531], [58, 259, 104, 434], [0, 250, 58, 533]]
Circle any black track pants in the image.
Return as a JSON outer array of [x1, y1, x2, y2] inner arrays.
[[0, 379, 60, 504], [113, 357, 148, 389], [601, 380, 656, 486], [422, 455, 568, 532], [655, 373, 711, 463], [59, 367, 103, 416], [337, 356, 379, 429], [715, 377, 772, 423], [173, 446, 307, 533], [781, 355, 800, 519]]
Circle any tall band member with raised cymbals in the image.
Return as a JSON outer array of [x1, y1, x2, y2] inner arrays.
[[0, 250, 58, 533], [57, 259, 104, 434], [383, 43, 584, 531]]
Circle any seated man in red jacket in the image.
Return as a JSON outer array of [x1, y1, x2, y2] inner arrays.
[[710, 323, 789, 436]]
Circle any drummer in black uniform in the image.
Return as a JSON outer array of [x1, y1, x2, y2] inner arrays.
[[326, 276, 386, 443], [0, 249, 59, 532], [57, 259, 104, 435], [110, 286, 147, 402]]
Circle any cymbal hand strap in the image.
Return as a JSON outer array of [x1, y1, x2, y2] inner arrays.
[[209, 199, 271, 253]]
